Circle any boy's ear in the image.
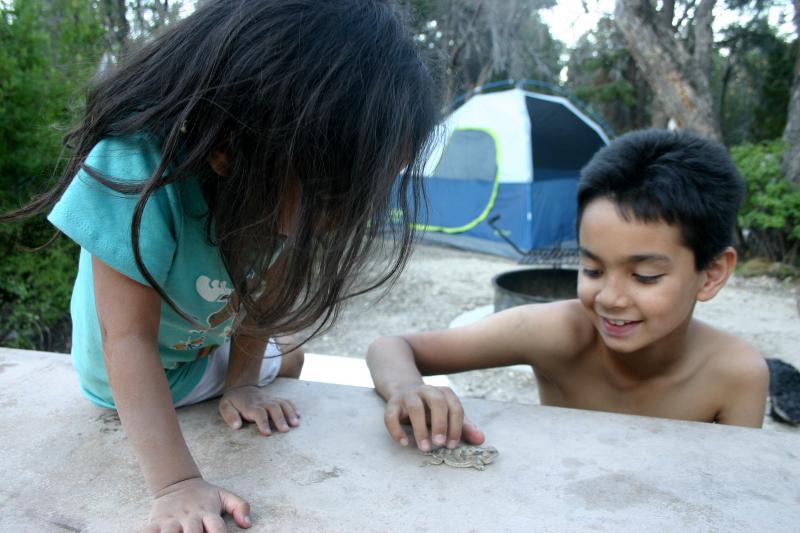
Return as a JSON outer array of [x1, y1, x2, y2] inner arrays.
[[697, 247, 737, 302], [208, 149, 232, 177]]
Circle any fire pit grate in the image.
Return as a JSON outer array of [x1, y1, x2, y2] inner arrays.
[[518, 246, 580, 266], [492, 268, 578, 312]]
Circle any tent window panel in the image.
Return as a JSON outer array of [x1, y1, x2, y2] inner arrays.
[[432, 130, 497, 182], [525, 97, 606, 175]]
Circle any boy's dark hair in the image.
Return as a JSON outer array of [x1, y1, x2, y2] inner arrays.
[[2, 0, 440, 339], [577, 129, 746, 270]]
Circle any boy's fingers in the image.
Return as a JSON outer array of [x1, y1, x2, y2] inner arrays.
[[202, 514, 227, 533], [462, 419, 486, 445], [219, 399, 243, 430], [421, 390, 448, 447], [384, 403, 409, 446], [444, 391, 465, 447], [404, 395, 431, 451], [220, 491, 251, 529], [397, 406, 411, 424]]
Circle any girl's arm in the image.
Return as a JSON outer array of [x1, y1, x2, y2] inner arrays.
[[217, 330, 300, 435], [216, 248, 301, 436], [92, 257, 251, 531]]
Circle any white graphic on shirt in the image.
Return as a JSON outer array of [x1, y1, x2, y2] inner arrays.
[[196, 276, 233, 303], [172, 335, 206, 351]]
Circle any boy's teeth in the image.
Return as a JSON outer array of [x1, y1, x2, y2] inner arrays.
[[609, 319, 628, 326]]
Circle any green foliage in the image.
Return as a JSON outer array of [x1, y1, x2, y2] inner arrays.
[[732, 139, 800, 264], [752, 37, 796, 141], [716, 18, 795, 145], [566, 16, 651, 134], [0, 226, 78, 349], [0, 0, 104, 350]]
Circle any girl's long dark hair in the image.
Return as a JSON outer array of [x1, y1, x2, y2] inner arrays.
[[3, 0, 439, 339]]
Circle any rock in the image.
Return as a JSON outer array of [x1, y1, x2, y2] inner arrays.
[[766, 358, 800, 425]]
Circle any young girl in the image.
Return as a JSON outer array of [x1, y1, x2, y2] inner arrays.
[[3, 0, 438, 529]]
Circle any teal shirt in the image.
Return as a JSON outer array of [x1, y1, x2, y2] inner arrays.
[[48, 136, 236, 408]]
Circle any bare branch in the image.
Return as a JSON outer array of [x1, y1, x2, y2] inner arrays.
[[673, 0, 697, 31], [692, 0, 716, 76]]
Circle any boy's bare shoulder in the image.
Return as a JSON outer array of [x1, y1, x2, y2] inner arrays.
[[695, 321, 768, 387], [692, 321, 769, 427], [512, 299, 597, 363]]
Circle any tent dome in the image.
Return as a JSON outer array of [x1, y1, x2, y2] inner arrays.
[[416, 87, 609, 258]]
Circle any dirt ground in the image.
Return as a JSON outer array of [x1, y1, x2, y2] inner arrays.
[[302, 241, 800, 433]]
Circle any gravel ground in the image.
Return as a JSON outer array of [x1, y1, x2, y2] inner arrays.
[[302, 241, 800, 433]]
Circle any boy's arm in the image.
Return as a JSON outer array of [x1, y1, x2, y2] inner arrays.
[[716, 350, 769, 428], [367, 304, 545, 407], [92, 257, 252, 530], [397, 299, 590, 375], [367, 336, 484, 450], [367, 300, 587, 449]]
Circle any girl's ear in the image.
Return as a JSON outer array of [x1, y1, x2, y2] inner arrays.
[[208, 149, 232, 177], [697, 247, 737, 302]]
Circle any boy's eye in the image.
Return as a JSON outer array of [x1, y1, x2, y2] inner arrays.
[[581, 267, 602, 278], [634, 274, 664, 284]]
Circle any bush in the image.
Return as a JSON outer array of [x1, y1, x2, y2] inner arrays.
[[0, 222, 77, 350], [1, 1, 103, 350], [731, 139, 800, 265]]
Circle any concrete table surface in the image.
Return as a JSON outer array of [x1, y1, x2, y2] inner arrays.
[[0, 348, 797, 533]]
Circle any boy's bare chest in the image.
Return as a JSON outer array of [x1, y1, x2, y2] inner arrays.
[[535, 363, 720, 423]]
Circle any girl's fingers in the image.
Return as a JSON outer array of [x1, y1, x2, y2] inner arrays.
[[220, 490, 252, 529], [384, 402, 410, 446], [219, 398, 243, 430], [243, 407, 272, 436], [182, 517, 204, 533], [284, 398, 300, 417], [202, 514, 228, 533], [278, 399, 300, 427], [266, 403, 290, 432], [159, 521, 180, 533]]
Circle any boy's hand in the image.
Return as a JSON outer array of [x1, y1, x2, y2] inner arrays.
[[145, 477, 251, 532], [385, 384, 485, 452], [219, 385, 300, 436]]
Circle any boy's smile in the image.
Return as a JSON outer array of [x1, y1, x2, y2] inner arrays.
[[577, 198, 706, 358], [600, 317, 642, 337]]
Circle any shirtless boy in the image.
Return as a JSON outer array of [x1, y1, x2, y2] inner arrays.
[[367, 129, 769, 452]]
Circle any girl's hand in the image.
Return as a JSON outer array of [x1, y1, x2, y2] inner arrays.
[[384, 384, 484, 452], [144, 477, 251, 532], [219, 385, 301, 436]]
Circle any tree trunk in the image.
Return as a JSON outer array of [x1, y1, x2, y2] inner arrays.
[[782, 0, 800, 186], [614, 0, 722, 141], [102, 0, 130, 58]]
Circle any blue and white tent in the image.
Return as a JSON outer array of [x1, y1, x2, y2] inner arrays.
[[414, 87, 610, 258]]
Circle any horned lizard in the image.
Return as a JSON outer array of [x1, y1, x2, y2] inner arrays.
[[423, 444, 499, 471]]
